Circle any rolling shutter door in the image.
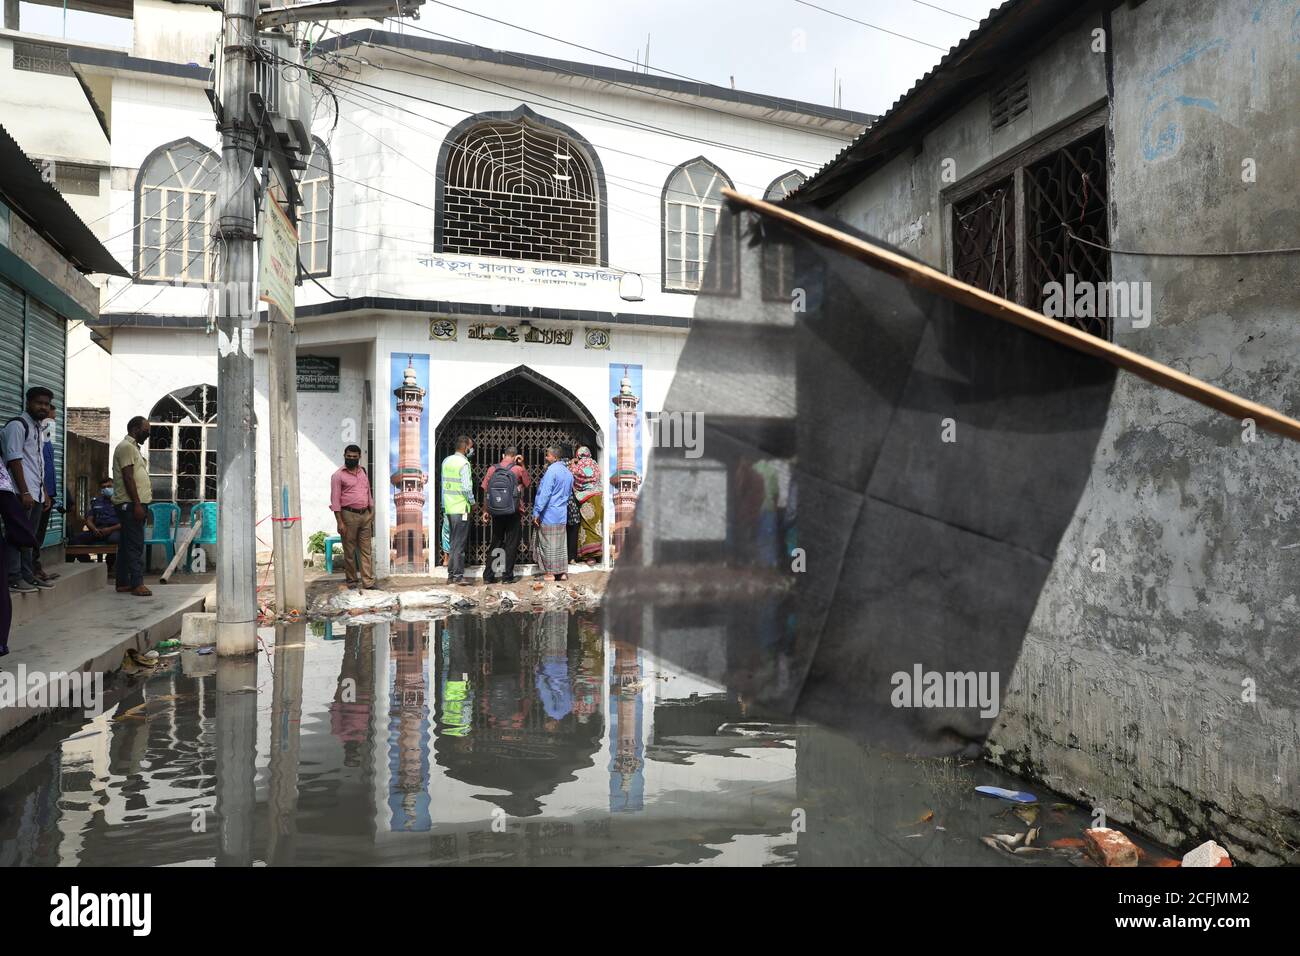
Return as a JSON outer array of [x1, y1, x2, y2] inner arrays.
[[25, 298, 66, 545], [0, 277, 23, 422]]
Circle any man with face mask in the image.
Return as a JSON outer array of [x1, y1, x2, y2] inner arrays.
[[440, 435, 474, 585], [330, 443, 376, 589], [70, 476, 122, 558], [111, 415, 153, 596]]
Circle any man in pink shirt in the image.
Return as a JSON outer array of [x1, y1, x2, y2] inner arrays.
[[330, 444, 376, 589]]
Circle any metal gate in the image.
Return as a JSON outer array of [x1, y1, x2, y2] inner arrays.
[[434, 374, 597, 566]]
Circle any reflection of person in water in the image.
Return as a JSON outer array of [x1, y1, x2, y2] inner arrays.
[[535, 611, 572, 723], [432, 613, 605, 818], [734, 457, 785, 568]]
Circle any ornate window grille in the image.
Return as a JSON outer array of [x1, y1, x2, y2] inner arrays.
[[952, 178, 1016, 302], [442, 121, 599, 264], [1023, 127, 1110, 337], [13, 40, 72, 76], [664, 158, 735, 293], [148, 384, 218, 511], [947, 116, 1111, 339], [298, 139, 332, 276], [136, 140, 219, 284]]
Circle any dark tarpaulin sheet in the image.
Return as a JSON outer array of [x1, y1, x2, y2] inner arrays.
[[604, 201, 1116, 757]]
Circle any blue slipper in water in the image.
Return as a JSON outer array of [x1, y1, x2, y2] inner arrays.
[[975, 785, 1037, 803]]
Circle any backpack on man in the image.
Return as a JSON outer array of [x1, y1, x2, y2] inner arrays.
[[485, 464, 522, 516]]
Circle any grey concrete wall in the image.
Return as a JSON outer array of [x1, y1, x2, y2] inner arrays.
[[830, 0, 1300, 864]]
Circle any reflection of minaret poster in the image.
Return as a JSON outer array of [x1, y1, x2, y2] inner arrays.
[[389, 354, 430, 574], [608, 364, 643, 562]]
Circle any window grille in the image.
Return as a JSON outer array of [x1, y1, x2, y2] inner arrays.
[[442, 121, 599, 264]]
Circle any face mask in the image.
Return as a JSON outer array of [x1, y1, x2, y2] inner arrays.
[[101, 487, 113, 497], [466, 448, 474, 458], [345, 458, 360, 470]]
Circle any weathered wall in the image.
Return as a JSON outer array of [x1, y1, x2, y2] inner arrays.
[[831, 0, 1300, 864]]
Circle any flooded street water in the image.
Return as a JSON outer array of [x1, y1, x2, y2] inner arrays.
[[0, 611, 1172, 866]]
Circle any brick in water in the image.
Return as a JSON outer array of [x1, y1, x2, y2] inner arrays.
[[1083, 827, 1139, 867]]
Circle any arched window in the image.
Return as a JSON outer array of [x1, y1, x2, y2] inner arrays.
[[440, 112, 601, 264], [135, 138, 219, 284], [764, 169, 806, 201], [761, 171, 807, 301], [663, 157, 735, 293], [299, 138, 332, 276], [148, 384, 217, 509]]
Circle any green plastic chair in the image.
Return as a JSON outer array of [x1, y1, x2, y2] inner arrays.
[[185, 502, 218, 572], [144, 502, 181, 572]]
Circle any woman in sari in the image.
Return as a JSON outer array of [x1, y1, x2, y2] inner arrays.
[[568, 446, 603, 563]]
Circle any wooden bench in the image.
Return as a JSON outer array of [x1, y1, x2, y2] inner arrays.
[[65, 544, 118, 563]]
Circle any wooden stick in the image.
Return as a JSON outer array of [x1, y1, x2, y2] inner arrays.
[[159, 514, 203, 584], [723, 188, 1300, 443]]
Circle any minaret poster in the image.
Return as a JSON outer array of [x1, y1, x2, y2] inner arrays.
[[608, 364, 643, 562], [390, 354, 430, 574]]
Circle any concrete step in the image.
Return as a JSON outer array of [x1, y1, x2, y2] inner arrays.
[[9, 561, 106, 629], [0, 580, 210, 744]]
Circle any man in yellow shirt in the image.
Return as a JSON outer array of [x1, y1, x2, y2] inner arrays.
[[112, 416, 153, 596]]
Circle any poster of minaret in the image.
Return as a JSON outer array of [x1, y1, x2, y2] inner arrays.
[[608, 364, 643, 562], [389, 354, 430, 574]]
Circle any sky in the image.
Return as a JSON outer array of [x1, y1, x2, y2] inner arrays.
[[19, 0, 1003, 116]]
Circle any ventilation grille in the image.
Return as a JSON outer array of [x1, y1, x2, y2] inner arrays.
[[990, 71, 1030, 131]]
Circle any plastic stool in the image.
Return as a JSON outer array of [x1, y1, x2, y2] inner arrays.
[[323, 534, 342, 573]]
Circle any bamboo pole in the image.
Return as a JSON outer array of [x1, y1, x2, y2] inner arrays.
[[723, 188, 1300, 443]]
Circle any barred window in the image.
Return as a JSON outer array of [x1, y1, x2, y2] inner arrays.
[[148, 384, 218, 509], [299, 139, 332, 276], [135, 139, 219, 284], [663, 157, 733, 293], [442, 120, 599, 264]]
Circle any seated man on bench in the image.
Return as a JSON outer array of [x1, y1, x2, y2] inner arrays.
[[70, 476, 121, 558]]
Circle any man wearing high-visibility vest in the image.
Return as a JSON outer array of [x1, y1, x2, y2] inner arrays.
[[441, 434, 475, 585]]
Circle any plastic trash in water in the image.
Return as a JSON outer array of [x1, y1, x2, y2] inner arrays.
[[975, 785, 1037, 803], [156, 639, 181, 650], [197, 646, 215, 656]]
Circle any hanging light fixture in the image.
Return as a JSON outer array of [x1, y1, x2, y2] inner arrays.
[[618, 272, 645, 302]]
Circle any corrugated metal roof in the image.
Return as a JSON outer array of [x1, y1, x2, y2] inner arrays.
[[0, 124, 128, 277], [795, 0, 1100, 206]]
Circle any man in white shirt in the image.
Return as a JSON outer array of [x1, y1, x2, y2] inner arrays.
[[2, 386, 54, 593]]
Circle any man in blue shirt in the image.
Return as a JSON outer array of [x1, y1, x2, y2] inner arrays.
[[71, 476, 122, 556], [531, 445, 574, 581]]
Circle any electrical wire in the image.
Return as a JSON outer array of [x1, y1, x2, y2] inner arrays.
[[790, 0, 951, 51], [1061, 223, 1300, 257], [375, 18, 864, 144], [294, 45, 824, 189]]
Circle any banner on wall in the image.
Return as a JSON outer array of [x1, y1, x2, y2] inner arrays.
[[608, 364, 643, 562], [389, 354, 431, 574]]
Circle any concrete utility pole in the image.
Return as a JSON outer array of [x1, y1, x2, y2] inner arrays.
[[214, 0, 260, 656], [267, 296, 306, 614]]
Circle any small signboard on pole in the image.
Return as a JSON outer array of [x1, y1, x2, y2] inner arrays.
[[259, 196, 297, 323]]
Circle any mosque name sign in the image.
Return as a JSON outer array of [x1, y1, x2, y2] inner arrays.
[[467, 323, 574, 346], [416, 254, 621, 288]]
